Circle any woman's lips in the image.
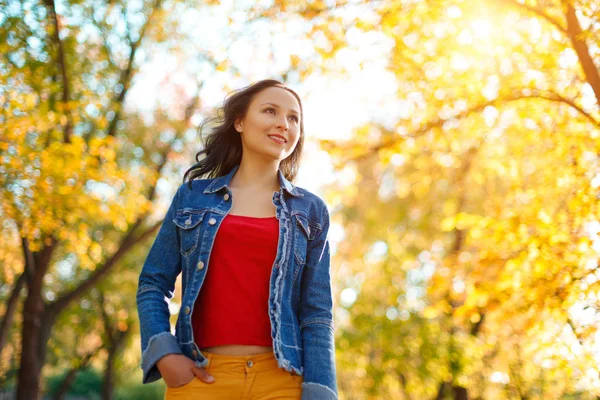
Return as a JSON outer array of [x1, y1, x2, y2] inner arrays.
[[268, 135, 286, 144]]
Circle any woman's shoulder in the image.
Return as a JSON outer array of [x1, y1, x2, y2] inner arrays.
[[290, 185, 330, 223], [172, 179, 217, 208], [177, 178, 213, 194], [294, 186, 327, 207]]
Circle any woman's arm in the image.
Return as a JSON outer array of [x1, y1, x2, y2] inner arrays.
[[136, 185, 184, 384], [298, 204, 338, 400]]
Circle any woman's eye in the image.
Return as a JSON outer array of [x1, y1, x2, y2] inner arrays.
[[265, 108, 275, 114], [289, 116, 299, 122]]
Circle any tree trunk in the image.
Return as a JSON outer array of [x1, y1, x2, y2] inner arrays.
[[16, 238, 56, 400], [102, 348, 115, 400], [102, 330, 130, 400], [453, 386, 468, 400], [17, 304, 57, 400], [17, 279, 46, 399], [398, 372, 411, 400], [435, 382, 449, 400], [0, 272, 26, 354], [434, 382, 469, 400]]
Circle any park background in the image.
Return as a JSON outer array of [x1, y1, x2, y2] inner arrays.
[[1, 0, 600, 398]]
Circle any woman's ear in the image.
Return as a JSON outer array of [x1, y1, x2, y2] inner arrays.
[[234, 118, 243, 133]]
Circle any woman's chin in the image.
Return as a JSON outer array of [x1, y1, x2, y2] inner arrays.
[[244, 146, 291, 162], [263, 150, 290, 161]]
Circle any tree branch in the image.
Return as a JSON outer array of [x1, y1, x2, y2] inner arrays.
[[43, 0, 73, 143], [567, 317, 585, 347], [95, 11, 119, 70], [0, 271, 26, 353], [334, 89, 600, 164], [51, 345, 103, 400], [492, 0, 568, 34], [106, 0, 164, 137], [97, 291, 113, 346], [532, 89, 599, 126], [561, 0, 600, 107], [48, 218, 162, 317]]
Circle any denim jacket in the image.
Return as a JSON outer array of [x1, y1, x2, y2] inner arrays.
[[136, 164, 338, 400]]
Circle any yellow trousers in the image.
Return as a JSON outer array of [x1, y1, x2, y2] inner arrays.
[[164, 351, 303, 400]]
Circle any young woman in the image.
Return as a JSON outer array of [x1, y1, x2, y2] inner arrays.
[[136, 79, 338, 400]]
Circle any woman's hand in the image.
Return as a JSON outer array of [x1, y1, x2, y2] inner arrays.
[[157, 354, 215, 388]]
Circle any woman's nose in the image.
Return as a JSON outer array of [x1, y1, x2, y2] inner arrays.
[[276, 116, 289, 131]]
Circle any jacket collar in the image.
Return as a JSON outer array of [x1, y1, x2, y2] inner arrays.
[[203, 164, 302, 197]]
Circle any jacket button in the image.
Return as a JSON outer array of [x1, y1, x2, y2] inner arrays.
[[197, 261, 204, 270], [224, 193, 230, 201], [208, 218, 216, 225], [184, 306, 190, 314], [246, 360, 253, 367], [192, 350, 198, 357]]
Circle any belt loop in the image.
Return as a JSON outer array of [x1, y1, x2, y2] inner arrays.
[[204, 351, 212, 367]]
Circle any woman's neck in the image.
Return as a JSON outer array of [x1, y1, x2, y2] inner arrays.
[[230, 159, 280, 193]]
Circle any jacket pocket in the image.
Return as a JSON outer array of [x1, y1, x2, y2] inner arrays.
[[292, 213, 321, 284], [173, 210, 206, 257]]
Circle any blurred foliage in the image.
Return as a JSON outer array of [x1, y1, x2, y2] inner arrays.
[[46, 367, 102, 399], [113, 380, 165, 400], [45, 366, 166, 400]]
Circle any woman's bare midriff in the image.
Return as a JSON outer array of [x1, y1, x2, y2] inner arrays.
[[201, 344, 273, 355]]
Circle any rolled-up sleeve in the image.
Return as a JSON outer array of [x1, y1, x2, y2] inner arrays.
[[136, 185, 184, 384]]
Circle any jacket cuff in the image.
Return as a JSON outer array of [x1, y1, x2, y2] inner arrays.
[[301, 382, 338, 400], [141, 332, 183, 384]]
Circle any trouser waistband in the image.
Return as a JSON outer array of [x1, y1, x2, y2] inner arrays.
[[202, 351, 278, 374]]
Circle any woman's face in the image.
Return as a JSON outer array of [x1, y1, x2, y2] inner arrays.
[[235, 86, 302, 162]]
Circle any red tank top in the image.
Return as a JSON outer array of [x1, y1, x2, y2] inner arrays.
[[192, 213, 279, 349]]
